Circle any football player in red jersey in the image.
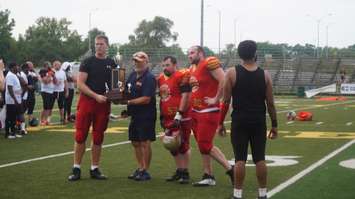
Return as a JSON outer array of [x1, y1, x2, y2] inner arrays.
[[158, 56, 192, 184], [188, 46, 234, 186]]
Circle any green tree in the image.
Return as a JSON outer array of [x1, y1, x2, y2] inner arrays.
[[23, 17, 87, 66], [0, 9, 16, 62], [119, 16, 183, 65]]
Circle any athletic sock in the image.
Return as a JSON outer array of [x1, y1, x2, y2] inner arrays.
[[73, 164, 80, 169], [233, 189, 242, 198], [91, 165, 98, 170], [258, 188, 267, 197], [20, 122, 26, 130]]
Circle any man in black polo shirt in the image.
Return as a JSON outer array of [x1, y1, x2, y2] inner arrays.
[[68, 35, 115, 181], [218, 40, 278, 199], [126, 51, 156, 181]]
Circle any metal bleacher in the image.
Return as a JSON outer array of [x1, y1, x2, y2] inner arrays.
[[119, 51, 355, 95]]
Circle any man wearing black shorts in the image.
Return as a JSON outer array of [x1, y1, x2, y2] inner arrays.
[[126, 51, 156, 181], [218, 40, 278, 199], [53, 60, 68, 124]]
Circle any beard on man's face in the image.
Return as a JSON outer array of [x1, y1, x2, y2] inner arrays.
[[190, 57, 200, 65]]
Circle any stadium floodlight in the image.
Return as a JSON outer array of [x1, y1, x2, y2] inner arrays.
[[206, 3, 222, 55], [306, 13, 333, 58], [234, 18, 239, 48], [88, 8, 99, 54], [200, 0, 204, 47]]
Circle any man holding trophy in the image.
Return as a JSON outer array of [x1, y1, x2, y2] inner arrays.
[[68, 35, 116, 181]]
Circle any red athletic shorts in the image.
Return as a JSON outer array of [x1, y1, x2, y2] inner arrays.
[[75, 94, 110, 145], [190, 111, 219, 154]]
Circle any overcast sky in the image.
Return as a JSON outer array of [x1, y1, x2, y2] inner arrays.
[[1, 0, 354, 50]]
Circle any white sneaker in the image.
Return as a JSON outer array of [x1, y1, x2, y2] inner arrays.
[[192, 173, 216, 186], [15, 134, 23, 138], [7, 135, 16, 139]]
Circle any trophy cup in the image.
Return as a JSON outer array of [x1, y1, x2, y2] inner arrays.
[[106, 54, 126, 103]]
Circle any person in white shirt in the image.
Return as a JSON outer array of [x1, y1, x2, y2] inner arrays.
[[62, 62, 76, 123], [5, 63, 23, 139], [0, 58, 5, 91], [53, 60, 68, 124], [39, 62, 56, 125], [17, 63, 30, 134], [26, 61, 38, 123]]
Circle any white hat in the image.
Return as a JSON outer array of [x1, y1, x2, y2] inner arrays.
[[61, 62, 71, 71]]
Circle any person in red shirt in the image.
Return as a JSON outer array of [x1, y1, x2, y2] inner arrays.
[[188, 46, 233, 186], [158, 56, 192, 184]]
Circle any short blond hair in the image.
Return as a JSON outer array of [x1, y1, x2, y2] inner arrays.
[[95, 35, 109, 46]]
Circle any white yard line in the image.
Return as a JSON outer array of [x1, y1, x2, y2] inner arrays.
[[0, 135, 164, 169], [268, 139, 355, 198], [0, 140, 130, 169]]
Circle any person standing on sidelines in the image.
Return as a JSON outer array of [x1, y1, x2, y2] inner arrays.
[[4, 63, 22, 139], [26, 61, 38, 124], [0, 59, 5, 91], [187, 46, 234, 186], [218, 40, 278, 199], [53, 60, 68, 124], [17, 63, 30, 134], [157, 56, 192, 184], [62, 62, 76, 123], [126, 52, 156, 181], [68, 35, 115, 181], [39, 62, 56, 125]]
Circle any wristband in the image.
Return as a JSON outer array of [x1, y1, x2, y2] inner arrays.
[[219, 102, 229, 125]]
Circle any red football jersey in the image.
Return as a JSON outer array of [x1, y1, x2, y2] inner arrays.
[[189, 57, 221, 111], [158, 69, 190, 120]]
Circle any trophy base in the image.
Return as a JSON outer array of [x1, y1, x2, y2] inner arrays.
[[106, 90, 124, 101]]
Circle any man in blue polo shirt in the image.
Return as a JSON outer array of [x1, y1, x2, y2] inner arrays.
[[125, 51, 157, 181]]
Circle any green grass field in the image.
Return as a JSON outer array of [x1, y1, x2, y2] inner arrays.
[[0, 94, 354, 199]]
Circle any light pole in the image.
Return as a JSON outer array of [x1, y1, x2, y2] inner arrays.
[[200, 0, 204, 47], [325, 23, 334, 58], [88, 8, 99, 54], [218, 10, 221, 56], [233, 18, 239, 48], [206, 4, 222, 55], [307, 13, 332, 58]]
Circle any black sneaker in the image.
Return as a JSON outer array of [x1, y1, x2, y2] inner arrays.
[[232, 197, 242, 199], [128, 169, 140, 179], [166, 169, 181, 182], [258, 196, 267, 199], [192, 173, 216, 186], [68, 167, 81, 181], [226, 165, 234, 185], [90, 168, 107, 180], [178, 169, 190, 184], [135, 170, 151, 181]]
